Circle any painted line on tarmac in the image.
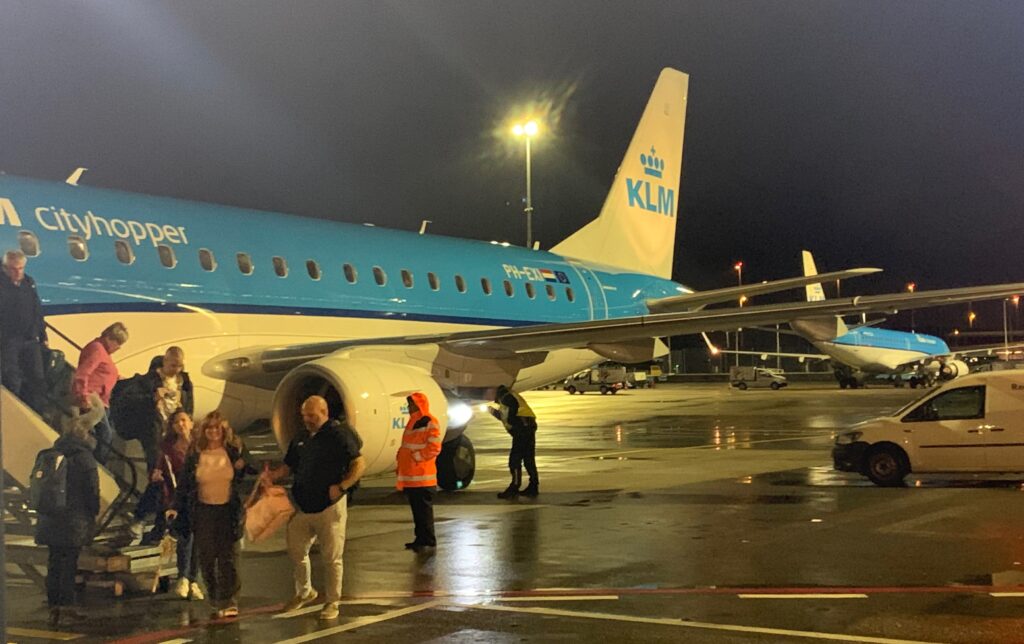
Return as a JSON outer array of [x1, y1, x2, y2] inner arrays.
[[6, 627, 84, 641], [739, 594, 868, 599], [272, 598, 401, 619], [990, 592, 1024, 597], [272, 599, 445, 644], [155, 639, 193, 644], [463, 603, 942, 644], [492, 595, 619, 602]]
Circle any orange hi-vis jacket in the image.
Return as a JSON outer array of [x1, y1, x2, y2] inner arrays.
[[396, 392, 443, 490]]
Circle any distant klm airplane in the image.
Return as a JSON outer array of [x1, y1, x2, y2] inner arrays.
[[790, 251, 1018, 389], [3, 69, 1021, 489]]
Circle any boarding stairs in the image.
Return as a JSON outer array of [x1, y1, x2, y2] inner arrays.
[[2, 384, 177, 595]]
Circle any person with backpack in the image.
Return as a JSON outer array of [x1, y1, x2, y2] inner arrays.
[[33, 393, 104, 627], [116, 347, 194, 543], [73, 322, 129, 465]]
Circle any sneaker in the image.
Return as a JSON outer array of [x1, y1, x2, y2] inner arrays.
[[282, 589, 319, 612], [219, 605, 239, 618], [189, 582, 205, 601], [174, 577, 190, 599], [319, 602, 339, 620], [128, 521, 145, 546]]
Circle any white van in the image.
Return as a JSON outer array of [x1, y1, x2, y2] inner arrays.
[[833, 371, 1024, 486]]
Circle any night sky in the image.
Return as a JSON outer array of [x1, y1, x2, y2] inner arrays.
[[2, 2, 1022, 331]]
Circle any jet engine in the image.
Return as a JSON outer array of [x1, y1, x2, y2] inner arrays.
[[939, 359, 970, 380], [271, 356, 475, 490]]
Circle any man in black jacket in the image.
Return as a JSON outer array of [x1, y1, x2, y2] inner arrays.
[[0, 249, 48, 413], [35, 396, 103, 626]]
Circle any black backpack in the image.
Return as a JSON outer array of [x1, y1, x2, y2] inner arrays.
[[29, 448, 68, 514], [109, 373, 152, 440]]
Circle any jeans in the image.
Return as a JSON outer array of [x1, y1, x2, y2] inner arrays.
[[177, 531, 198, 581], [92, 409, 113, 466]]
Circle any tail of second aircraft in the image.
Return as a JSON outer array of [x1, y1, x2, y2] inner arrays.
[[795, 250, 848, 340], [551, 68, 688, 279]]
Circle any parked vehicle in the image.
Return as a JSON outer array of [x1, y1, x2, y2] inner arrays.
[[833, 370, 1024, 486], [564, 367, 627, 395], [729, 366, 787, 391]]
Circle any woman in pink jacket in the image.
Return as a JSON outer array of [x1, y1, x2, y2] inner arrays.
[[72, 322, 128, 464]]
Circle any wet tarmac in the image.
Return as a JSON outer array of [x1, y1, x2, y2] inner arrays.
[[7, 383, 1024, 643]]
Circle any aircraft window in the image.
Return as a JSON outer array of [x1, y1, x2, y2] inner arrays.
[[273, 256, 288, 278], [503, 280, 514, 297], [401, 269, 413, 288], [237, 252, 254, 275], [565, 287, 575, 303], [455, 275, 467, 293], [481, 278, 492, 295], [525, 282, 536, 299], [157, 244, 177, 268], [428, 272, 440, 291], [373, 266, 387, 286], [18, 231, 39, 257], [546, 284, 556, 301], [114, 240, 135, 265], [67, 236, 88, 262], [902, 386, 986, 422], [343, 263, 357, 284], [306, 260, 321, 281], [199, 248, 216, 272]]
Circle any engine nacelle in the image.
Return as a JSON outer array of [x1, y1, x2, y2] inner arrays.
[[272, 357, 448, 479], [939, 359, 970, 380]]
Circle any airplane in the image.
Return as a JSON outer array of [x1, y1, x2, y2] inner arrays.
[[3, 68, 1023, 491], [743, 250, 1023, 389]]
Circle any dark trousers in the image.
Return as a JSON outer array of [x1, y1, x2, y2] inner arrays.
[[404, 486, 436, 546], [1, 338, 45, 413], [193, 503, 240, 607], [508, 429, 538, 480], [91, 409, 113, 466], [138, 428, 161, 472], [46, 546, 81, 607]]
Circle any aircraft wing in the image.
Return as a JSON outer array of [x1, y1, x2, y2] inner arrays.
[[204, 281, 1024, 387], [699, 333, 829, 362], [645, 268, 881, 313]]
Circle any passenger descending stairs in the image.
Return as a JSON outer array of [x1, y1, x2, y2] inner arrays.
[[2, 386, 176, 595]]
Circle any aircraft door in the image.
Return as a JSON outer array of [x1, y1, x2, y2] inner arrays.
[[566, 262, 609, 320]]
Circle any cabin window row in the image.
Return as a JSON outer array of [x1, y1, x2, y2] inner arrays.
[[17, 231, 576, 303]]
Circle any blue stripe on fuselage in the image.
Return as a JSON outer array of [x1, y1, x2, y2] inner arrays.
[[832, 327, 949, 356], [0, 175, 688, 326]]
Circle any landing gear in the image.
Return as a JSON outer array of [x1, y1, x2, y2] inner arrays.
[[437, 433, 475, 491]]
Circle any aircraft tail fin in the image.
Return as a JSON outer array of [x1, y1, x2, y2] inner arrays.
[[797, 250, 847, 338], [801, 250, 827, 302], [551, 68, 689, 278]]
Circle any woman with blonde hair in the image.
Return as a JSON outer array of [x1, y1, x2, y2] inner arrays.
[[168, 410, 253, 617]]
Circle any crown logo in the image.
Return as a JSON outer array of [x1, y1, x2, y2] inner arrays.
[[640, 147, 663, 178]]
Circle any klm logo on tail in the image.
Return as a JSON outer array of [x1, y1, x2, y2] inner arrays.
[[625, 147, 674, 216]]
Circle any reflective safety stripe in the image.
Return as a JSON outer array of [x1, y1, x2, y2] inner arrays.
[[427, 436, 443, 443], [397, 474, 436, 482], [412, 451, 422, 462], [402, 442, 427, 449]]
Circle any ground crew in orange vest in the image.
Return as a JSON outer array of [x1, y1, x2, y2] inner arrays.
[[396, 392, 442, 552]]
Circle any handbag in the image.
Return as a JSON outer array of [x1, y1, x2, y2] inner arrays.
[[244, 468, 295, 543]]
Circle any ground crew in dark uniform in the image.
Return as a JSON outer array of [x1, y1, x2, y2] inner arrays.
[[0, 249, 48, 414], [489, 385, 539, 498]]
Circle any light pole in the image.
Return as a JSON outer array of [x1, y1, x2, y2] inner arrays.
[[512, 120, 539, 248], [734, 262, 743, 367], [906, 282, 916, 332]]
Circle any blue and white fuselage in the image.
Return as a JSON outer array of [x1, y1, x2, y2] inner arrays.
[[816, 327, 950, 373]]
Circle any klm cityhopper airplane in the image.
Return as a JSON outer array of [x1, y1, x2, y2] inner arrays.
[[791, 251, 1018, 389], [2, 68, 1022, 489]]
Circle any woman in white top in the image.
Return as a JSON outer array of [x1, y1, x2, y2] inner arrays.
[[169, 410, 253, 618]]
